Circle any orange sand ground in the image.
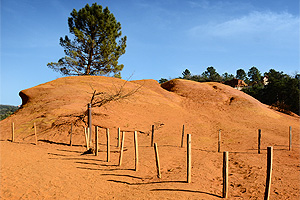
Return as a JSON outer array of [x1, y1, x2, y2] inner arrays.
[[1, 76, 299, 199]]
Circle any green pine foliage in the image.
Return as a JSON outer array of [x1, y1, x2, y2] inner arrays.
[[236, 69, 249, 83], [181, 66, 224, 82], [222, 72, 235, 81], [262, 69, 299, 115], [48, 3, 127, 78], [159, 78, 169, 84], [242, 69, 299, 115], [0, 105, 18, 120]]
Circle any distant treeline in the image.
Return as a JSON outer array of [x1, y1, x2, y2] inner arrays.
[[0, 105, 19, 120], [159, 66, 300, 115]]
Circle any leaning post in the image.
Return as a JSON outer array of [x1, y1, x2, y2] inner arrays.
[[118, 132, 125, 166], [264, 146, 273, 200], [88, 103, 92, 148], [181, 125, 185, 148], [154, 143, 161, 178], [151, 125, 154, 147], [84, 127, 89, 150]]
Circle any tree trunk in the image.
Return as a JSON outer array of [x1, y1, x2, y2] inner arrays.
[[86, 44, 94, 75]]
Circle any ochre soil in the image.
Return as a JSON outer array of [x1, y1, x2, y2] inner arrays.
[[1, 76, 299, 199]]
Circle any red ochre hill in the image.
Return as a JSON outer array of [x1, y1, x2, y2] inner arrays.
[[1, 76, 299, 199]]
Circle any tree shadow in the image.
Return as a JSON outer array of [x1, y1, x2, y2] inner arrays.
[[151, 188, 222, 198], [49, 156, 103, 162], [39, 139, 83, 147]]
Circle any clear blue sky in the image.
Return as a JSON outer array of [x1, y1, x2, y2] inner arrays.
[[1, 0, 299, 106]]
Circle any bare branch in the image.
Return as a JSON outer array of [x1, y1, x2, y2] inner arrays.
[[89, 79, 143, 108]]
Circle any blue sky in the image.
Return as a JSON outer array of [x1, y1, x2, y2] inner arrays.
[[1, 0, 299, 106]]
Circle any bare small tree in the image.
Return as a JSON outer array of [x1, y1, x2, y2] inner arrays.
[[82, 80, 142, 153], [89, 80, 142, 108], [54, 79, 142, 122]]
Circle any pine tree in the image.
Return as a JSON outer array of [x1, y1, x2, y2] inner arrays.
[[182, 69, 191, 79], [47, 3, 127, 77], [247, 66, 261, 83], [236, 69, 246, 80], [202, 66, 221, 82]]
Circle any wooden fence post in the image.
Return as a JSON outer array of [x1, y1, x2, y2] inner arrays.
[[218, 129, 221, 153], [154, 143, 161, 178], [11, 122, 15, 142], [264, 146, 273, 200], [258, 129, 261, 154], [151, 125, 154, 147], [223, 151, 229, 198], [95, 126, 99, 156], [289, 126, 292, 151], [181, 125, 185, 148], [134, 131, 139, 171], [187, 134, 191, 183], [118, 131, 125, 166], [107, 128, 110, 162], [117, 127, 121, 147], [87, 103, 92, 147], [34, 122, 38, 145], [69, 123, 73, 146], [84, 127, 89, 150]]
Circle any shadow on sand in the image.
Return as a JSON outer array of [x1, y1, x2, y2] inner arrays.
[[151, 188, 222, 198], [107, 179, 186, 185], [76, 166, 135, 171], [39, 139, 83, 147]]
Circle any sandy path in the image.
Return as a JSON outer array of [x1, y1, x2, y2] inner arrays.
[[1, 140, 222, 200], [1, 134, 299, 199]]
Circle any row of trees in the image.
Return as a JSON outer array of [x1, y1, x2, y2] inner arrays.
[[159, 66, 299, 116], [159, 66, 264, 84]]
